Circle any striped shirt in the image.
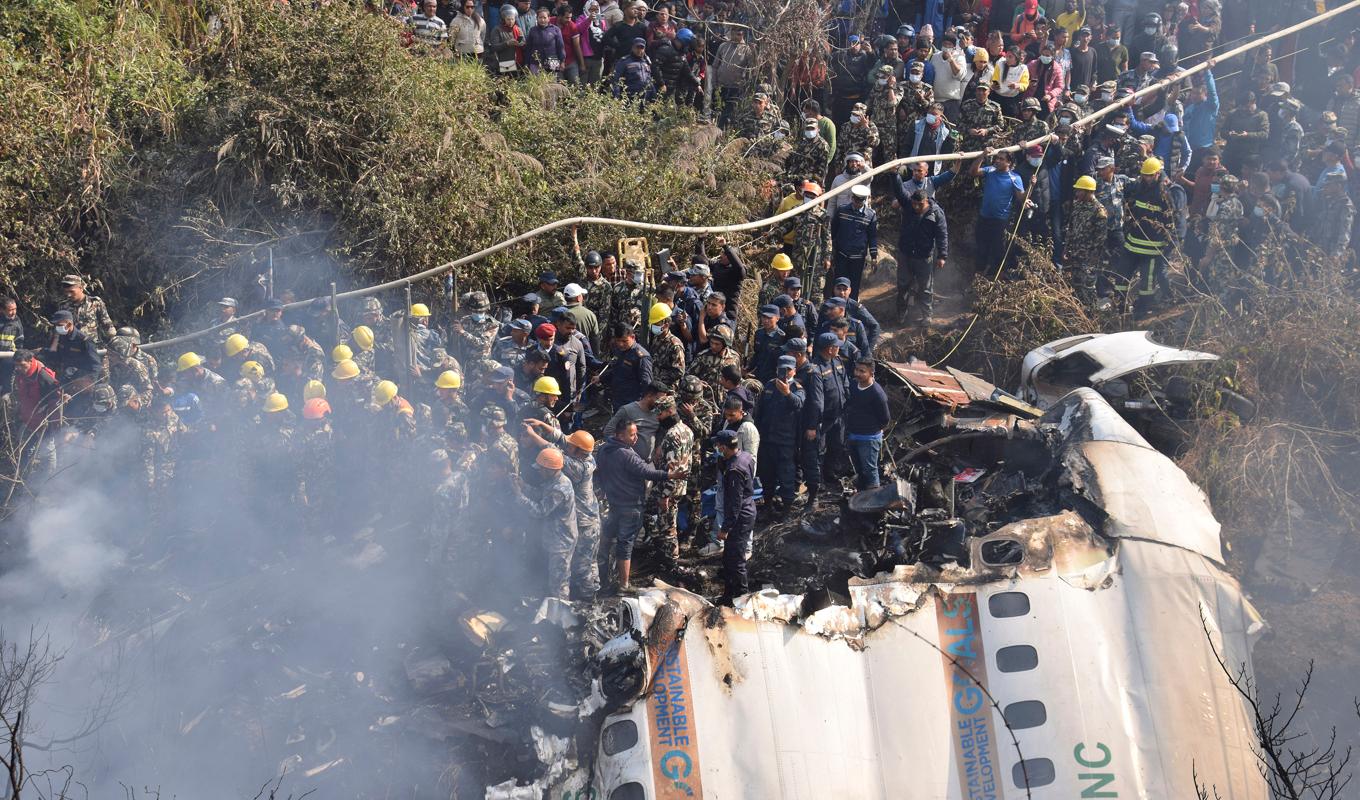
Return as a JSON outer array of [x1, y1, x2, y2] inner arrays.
[[409, 13, 448, 46]]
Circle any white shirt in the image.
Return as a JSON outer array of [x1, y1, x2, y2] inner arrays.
[[930, 47, 969, 101]]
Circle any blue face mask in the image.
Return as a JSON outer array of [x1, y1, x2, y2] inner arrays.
[[1253, 206, 1266, 218], [649, 324, 663, 335], [470, 312, 488, 323], [1210, 183, 1220, 194]]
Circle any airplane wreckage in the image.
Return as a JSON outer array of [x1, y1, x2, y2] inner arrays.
[[481, 360, 1268, 800]]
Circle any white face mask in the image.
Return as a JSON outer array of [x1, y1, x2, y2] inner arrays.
[[649, 324, 663, 334], [1040, 55, 1053, 64], [924, 113, 938, 124], [1253, 206, 1266, 218], [877, 78, 888, 87], [1027, 156, 1043, 167], [55, 324, 71, 335], [803, 129, 817, 139], [1073, 93, 1087, 103], [631, 270, 645, 284], [773, 129, 786, 139], [850, 113, 862, 124], [909, 74, 922, 83]]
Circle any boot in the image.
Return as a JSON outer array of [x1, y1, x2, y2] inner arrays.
[[803, 487, 819, 511]]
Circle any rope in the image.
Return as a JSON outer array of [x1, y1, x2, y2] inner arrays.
[[140, 0, 1360, 353]]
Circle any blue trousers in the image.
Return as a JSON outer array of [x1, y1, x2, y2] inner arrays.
[[848, 436, 882, 489]]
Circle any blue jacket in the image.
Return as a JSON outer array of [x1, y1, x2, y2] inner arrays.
[[750, 326, 787, 382], [524, 22, 565, 70], [596, 438, 669, 508], [612, 54, 653, 97], [846, 298, 880, 351], [1182, 70, 1219, 149], [830, 203, 879, 259], [753, 378, 805, 445], [794, 360, 824, 432], [812, 353, 847, 423], [895, 196, 949, 260], [720, 450, 758, 525], [817, 315, 871, 358], [607, 343, 652, 409]]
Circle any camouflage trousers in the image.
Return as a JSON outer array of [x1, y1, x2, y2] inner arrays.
[[548, 519, 601, 601], [644, 490, 682, 569]]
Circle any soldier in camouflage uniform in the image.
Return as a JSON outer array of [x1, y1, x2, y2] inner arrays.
[[610, 261, 649, 332], [958, 83, 1004, 153], [783, 119, 832, 186], [58, 275, 117, 344], [1064, 176, 1109, 299], [297, 401, 336, 513], [107, 336, 155, 407], [1198, 174, 1245, 291], [141, 397, 185, 494], [273, 325, 326, 400], [642, 396, 693, 572], [837, 103, 880, 166], [223, 334, 277, 378], [579, 251, 614, 330], [676, 374, 715, 536], [1012, 97, 1050, 146], [450, 291, 500, 380], [649, 308, 686, 387], [734, 90, 782, 141], [1116, 131, 1150, 177], [896, 62, 935, 152], [479, 404, 519, 475], [350, 325, 379, 381], [774, 186, 834, 287], [867, 66, 901, 162], [432, 369, 471, 448], [687, 324, 741, 400]]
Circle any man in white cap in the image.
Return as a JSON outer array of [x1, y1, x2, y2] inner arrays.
[[829, 152, 871, 210], [562, 282, 600, 355]]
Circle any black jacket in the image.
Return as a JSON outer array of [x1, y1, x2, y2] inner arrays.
[[596, 438, 669, 508], [894, 193, 950, 260]]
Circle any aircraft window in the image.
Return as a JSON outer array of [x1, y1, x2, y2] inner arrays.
[[980, 539, 1025, 566], [988, 592, 1031, 618], [610, 782, 646, 800], [602, 720, 639, 756], [995, 645, 1038, 672], [1003, 700, 1047, 730], [1013, 758, 1056, 788]]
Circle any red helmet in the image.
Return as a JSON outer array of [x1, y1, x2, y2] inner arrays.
[[302, 397, 332, 420]]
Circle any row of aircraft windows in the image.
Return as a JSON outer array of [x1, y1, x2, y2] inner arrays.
[[988, 590, 1058, 790]]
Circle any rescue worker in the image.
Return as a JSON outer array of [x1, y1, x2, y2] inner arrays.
[[433, 369, 470, 444], [510, 447, 579, 601], [784, 118, 832, 187], [777, 182, 834, 293], [1119, 156, 1176, 318], [713, 428, 758, 602], [523, 422, 601, 601], [868, 66, 901, 162], [0, 297, 25, 393], [812, 332, 848, 486], [47, 310, 102, 388], [647, 302, 686, 387], [828, 277, 881, 352], [596, 419, 683, 593], [750, 305, 786, 382], [786, 339, 823, 510], [605, 322, 653, 411], [1065, 174, 1109, 298], [223, 333, 276, 376], [753, 353, 805, 511], [480, 404, 520, 475], [450, 291, 500, 376], [610, 260, 649, 332], [829, 183, 879, 299], [687, 324, 740, 401], [838, 105, 880, 166], [57, 274, 116, 344], [350, 324, 379, 381], [758, 253, 795, 308], [108, 336, 155, 407], [642, 395, 693, 575], [959, 81, 1004, 153]]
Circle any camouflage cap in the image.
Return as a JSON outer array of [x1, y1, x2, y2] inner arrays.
[[709, 325, 733, 345], [653, 394, 677, 412], [362, 297, 383, 314], [91, 383, 117, 412], [116, 384, 137, 404], [109, 336, 135, 357], [465, 291, 491, 311], [678, 374, 704, 398], [481, 405, 507, 423]]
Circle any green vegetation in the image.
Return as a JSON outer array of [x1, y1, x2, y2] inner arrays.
[[0, 0, 761, 329]]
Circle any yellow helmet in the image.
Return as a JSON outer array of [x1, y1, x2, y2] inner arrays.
[[649, 302, 672, 326], [410, 303, 431, 318], [177, 352, 203, 372], [1073, 175, 1098, 191], [263, 392, 289, 413], [224, 333, 250, 357], [435, 370, 463, 389], [332, 359, 360, 380], [351, 325, 374, 351], [240, 360, 264, 381], [533, 376, 562, 396], [331, 343, 353, 363], [373, 379, 399, 406], [1140, 156, 1164, 176], [303, 379, 327, 400], [771, 253, 793, 272]]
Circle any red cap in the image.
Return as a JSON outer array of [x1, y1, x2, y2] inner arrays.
[[534, 323, 557, 340], [1026, 144, 1044, 157]]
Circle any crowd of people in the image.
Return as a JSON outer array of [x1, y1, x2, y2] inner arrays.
[[7, 0, 1360, 608]]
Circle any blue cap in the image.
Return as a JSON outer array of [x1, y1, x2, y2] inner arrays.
[[264, 298, 285, 310], [847, 34, 861, 43], [664, 270, 687, 281], [51, 310, 73, 323], [816, 332, 840, 349], [783, 276, 802, 289], [777, 355, 798, 369], [1163, 113, 1180, 132], [784, 338, 807, 352], [824, 297, 847, 309], [551, 306, 570, 320], [510, 319, 533, 332], [538, 271, 559, 285], [833, 276, 852, 288], [772, 294, 793, 308], [492, 365, 515, 381], [632, 36, 647, 47], [759, 305, 779, 317], [713, 428, 740, 446]]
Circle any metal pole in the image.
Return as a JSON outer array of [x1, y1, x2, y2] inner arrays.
[[267, 248, 275, 301], [330, 281, 339, 346]]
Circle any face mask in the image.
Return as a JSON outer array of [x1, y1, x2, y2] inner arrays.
[[877, 78, 888, 87], [925, 113, 938, 124], [1073, 94, 1087, 104], [773, 130, 786, 139], [1100, 92, 1112, 101], [1040, 55, 1053, 64], [649, 324, 663, 335], [909, 74, 921, 83], [55, 325, 71, 335], [1253, 206, 1266, 218], [470, 312, 487, 323], [1210, 183, 1220, 194], [631, 270, 646, 284], [850, 113, 862, 124], [1145, 26, 1157, 33], [1058, 115, 1074, 125], [1027, 156, 1043, 167], [803, 129, 817, 139]]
